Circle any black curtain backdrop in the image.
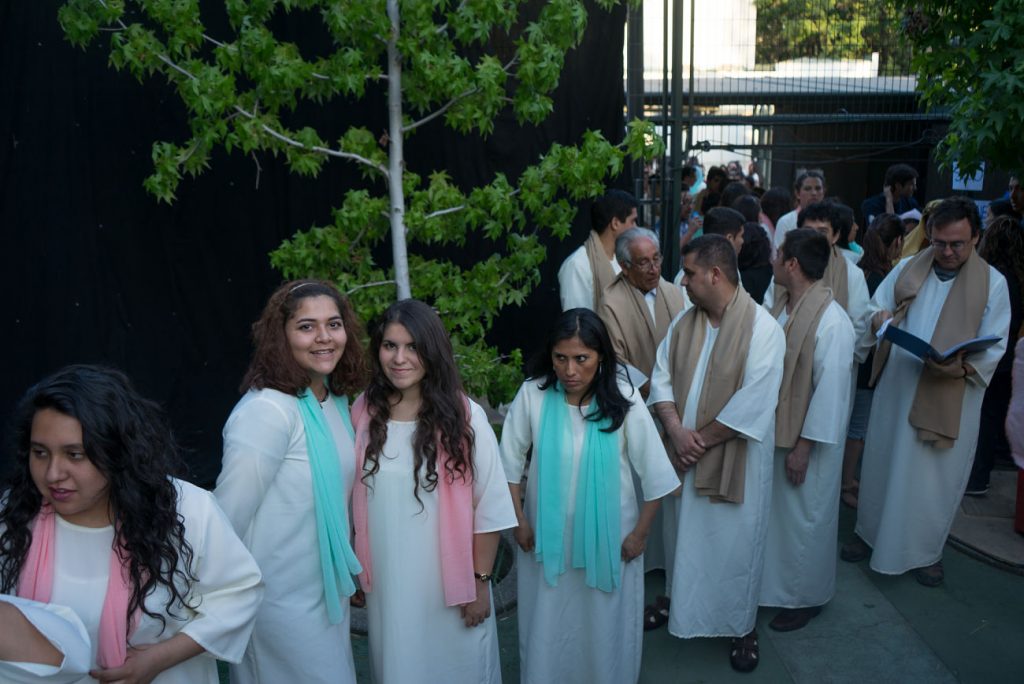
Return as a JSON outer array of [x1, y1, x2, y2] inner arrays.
[[0, 2, 627, 486]]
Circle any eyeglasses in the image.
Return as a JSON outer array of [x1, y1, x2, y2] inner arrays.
[[931, 239, 968, 252], [630, 255, 663, 271]]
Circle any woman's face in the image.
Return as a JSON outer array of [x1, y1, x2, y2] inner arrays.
[[29, 408, 112, 527], [552, 336, 602, 404], [379, 322, 425, 394], [286, 296, 347, 388]]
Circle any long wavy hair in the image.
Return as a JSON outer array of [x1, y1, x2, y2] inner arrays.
[[241, 279, 367, 397], [0, 365, 196, 633], [363, 300, 475, 505], [526, 309, 630, 432], [859, 213, 904, 278], [979, 216, 1024, 300]]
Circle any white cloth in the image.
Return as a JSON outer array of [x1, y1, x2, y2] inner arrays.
[[557, 244, 621, 311], [500, 380, 679, 684], [649, 305, 785, 638], [2, 480, 264, 684], [760, 302, 854, 608], [0, 595, 91, 684], [364, 401, 516, 684], [856, 259, 1011, 574], [764, 261, 873, 363], [215, 388, 357, 684], [838, 247, 862, 264], [772, 209, 799, 250]]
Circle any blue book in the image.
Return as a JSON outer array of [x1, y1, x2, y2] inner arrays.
[[877, 319, 1001, 362]]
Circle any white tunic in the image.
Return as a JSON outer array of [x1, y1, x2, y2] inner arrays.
[[760, 302, 854, 608], [500, 380, 679, 684], [771, 209, 799, 250], [856, 259, 1010, 574], [364, 401, 516, 684], [215, 388, 357, 684], [557, 244, 621, 311], [0, 595, 90, 684], [1, 480, 264, 684], [649, 305, 785, 638]]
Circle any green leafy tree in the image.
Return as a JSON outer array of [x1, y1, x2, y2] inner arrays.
[[755, 0, 911, 75], [59, 0, 661, 403], [896, 0, 1024, 175]]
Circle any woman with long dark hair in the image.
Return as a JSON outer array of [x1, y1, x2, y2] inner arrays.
[[841, 214, 904, 508], [215, 279, 367, 683], [501, 309, 680, 683], [0, 365, 262, 683], [350, 299, 515, 683]]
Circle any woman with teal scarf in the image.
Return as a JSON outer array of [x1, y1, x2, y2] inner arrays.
[[215, 279, 367, 684], [501, 309, 680, 684]]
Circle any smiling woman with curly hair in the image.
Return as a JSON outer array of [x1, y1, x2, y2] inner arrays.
[[0, 365, 263, 683]]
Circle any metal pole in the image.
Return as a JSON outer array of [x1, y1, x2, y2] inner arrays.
[[663, 0, 684, 280], [625, 4, 645, 220]]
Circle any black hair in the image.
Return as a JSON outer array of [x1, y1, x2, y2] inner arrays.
[[738, 221, 772, 270], [732, 195, 762, 224], [703, 207, 746, 238], [526, 309, 630, 432], [591, 190, 638, 234], [719, 181, 751, 210], [797, 201, 834, 232], [927, 196, 981, 237], [682, 234, 739, 286], [1, 365, 197, 634], [760, 187, 793, 226], [829, 202, 856, 248], [793, 169, 826, 193], [884, 163, 919, 187], [987, 198, 1020, 222], [780, 228, 831, 281]]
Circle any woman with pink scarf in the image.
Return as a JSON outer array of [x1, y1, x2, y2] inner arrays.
[[0, 365, 262, 683], [351, 300, 516, 683]]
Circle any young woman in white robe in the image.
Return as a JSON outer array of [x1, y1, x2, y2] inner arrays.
[[501, 308, 680, 684], [0, 365, 263, 684], [351, 299, 516, 684], [215, 280, 368, 684]]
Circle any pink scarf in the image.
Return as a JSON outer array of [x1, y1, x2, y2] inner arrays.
[[350, 394, 476, 606], [17, 504, 136, 669]]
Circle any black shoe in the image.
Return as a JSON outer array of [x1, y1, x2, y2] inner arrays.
[[964, 484, 989, 496], [840, 537, 871, 563], [769, 606, 822, 632]]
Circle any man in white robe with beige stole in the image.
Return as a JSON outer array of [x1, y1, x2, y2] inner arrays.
[[648, 235, 785, 673], [842, 197, 1011, 586], [759, 229, 854, 632], [558, 190, 638, 311], [598, 227, 688, 629]]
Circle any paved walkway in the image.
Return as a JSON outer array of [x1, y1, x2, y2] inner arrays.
[[347, 502, 1024, 683]]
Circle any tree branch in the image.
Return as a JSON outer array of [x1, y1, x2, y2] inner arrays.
[[401, 56, 518, 134], [346, 279, 396, 295], [423, 204, 466, 220]]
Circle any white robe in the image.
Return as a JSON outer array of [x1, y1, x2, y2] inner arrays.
[[557, 243, 621, 311], [856, 259, 1010, 574], [500, 380, 679, 684], [215, 388, 357, 684], [2, 480, 264, 684], [760, 302, 854, 608], [648, 305, 785, 638], [364, 401, 516, 684], [0, 595, 90, 684], [772, 209, 799, 250]]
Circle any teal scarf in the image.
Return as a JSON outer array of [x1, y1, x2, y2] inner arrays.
[[534, 384, 621, 592], [297, 389, 363, 624]]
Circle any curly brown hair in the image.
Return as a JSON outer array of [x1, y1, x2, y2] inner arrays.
[[240, 279, 368, 397], [362, 300, 475, 507]]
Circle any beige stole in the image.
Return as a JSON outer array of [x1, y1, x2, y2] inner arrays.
[[870, 247, 990, 448], [599, 274, 688, 376], [773, 281, 834, 449], [668, 286, 757, 503], [585, 231, 618, 310], [771, 247, 849, 314]]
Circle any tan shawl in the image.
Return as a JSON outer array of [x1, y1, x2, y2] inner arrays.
[[599, 274, 688, 376], [870, 247, 990, 448], [773, 281, 834, 449], [771, 246, 849, 314], [668, 286, 757, 503], [585, 230, 618, 310]]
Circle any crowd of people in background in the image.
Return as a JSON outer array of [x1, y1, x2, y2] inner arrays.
[[1, 163, 1021, 683]]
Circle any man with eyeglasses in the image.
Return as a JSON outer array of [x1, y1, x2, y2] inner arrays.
[[841, 196, 1011, 588]]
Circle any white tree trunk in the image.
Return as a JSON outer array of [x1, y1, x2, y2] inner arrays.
[[387, 0, 411, 300]]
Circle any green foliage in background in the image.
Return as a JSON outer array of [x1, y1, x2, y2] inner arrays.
[[59, 0, 663, 404], [895, 0, 1024, 176], [755, 0, 912, 75]]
